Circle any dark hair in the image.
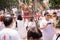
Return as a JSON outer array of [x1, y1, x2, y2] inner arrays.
[[17, 14, 22, 20], [44, 12, 49, 16], [30, 17, 34, 22], [53, 12, 57, 17], [27, 30, 42, 40], [53, 12, 57, 14], [3, 17, 13, 27], [11, 14, 14, 16]]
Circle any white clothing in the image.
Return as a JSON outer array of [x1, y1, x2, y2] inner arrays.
[[28, 21, 36, 30], [40, 19, 56, 40], [53, 34, 60, 40], [24, 19, 29, 28], [0, 22, 5, 31], [11, 21, 16, 29], [12, 8, 17, 14], [17, 20, 27, 39], [0, 28, 21, 40]]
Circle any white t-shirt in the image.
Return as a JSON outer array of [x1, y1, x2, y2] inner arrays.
[[0, 28, 21, 40], [17, 20, 27, 38], [0, 22, 5, 31], [40, 19, 55, 40], [28, 21, 36, 30], [12, 8, 17, 14], [11, 21, 16, 29], [24, 19, 29, 28]]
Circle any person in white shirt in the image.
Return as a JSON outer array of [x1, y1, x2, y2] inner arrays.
[[11, 14, 17, 29], [17, 14, 27, 40], [28, 17, 36, 31], [0, 16, 21, 40], [40, 12, 56, 40], [0, 14, 5, 31]]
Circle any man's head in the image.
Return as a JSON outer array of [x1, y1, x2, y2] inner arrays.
[[44, 12, 50, 20], [3, 17, 13, 27], [17, 14, 22, 20], [30, 17, 34, 22], [27, 31, 42, 40]]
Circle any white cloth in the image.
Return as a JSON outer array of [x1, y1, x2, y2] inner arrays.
[[0, 28, 21, 40], [40, 19, 56, 40], [53, 34, 60, 40], [28, 21, 36, 30], [11, 21, 16, 30], [12, 8, 17, 14], [0, 22, 5, 31], [17, 20, 27, 39], [24, 19, 29, 28]]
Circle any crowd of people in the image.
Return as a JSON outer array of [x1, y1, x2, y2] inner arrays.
[[0, 11, 60, 40]]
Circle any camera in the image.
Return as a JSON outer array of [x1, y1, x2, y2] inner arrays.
[[48, 23, 51, 24]]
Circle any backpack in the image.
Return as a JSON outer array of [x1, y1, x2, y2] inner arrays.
[[56, 34, 60, 40]]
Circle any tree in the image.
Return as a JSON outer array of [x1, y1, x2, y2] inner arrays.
[[0, 0, 18, 10], [49, 0, 60, 9]]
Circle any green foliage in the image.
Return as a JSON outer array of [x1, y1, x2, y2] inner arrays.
[[0, 0, 18, 9], [49, 0, 60, 8]]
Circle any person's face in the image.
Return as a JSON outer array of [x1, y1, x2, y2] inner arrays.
[[45, 14, 50, 20]]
